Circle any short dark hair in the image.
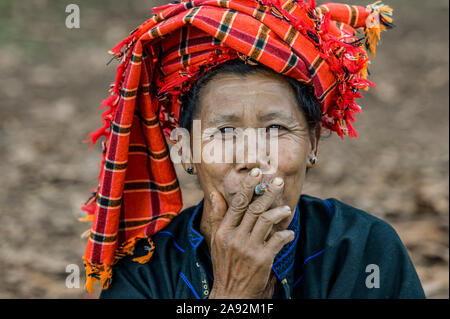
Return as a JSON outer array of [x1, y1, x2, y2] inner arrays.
[[179, 58, 321, 134]]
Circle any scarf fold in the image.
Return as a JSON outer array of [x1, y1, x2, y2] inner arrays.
[[81, 0, 393, 292]]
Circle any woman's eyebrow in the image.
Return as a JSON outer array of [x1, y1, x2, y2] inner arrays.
[[258, 111, 297, 124], [209, 113, 241, 125], [208, 111, 298, 126]]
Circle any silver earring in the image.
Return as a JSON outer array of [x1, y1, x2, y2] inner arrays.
[[311, 157, 317, 165], [187, 167, 194, 175]]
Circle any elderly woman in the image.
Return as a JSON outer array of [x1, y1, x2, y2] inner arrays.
[[81, 0, 425, 299]]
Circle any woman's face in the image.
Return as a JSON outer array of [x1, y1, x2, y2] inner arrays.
[[184, 70, 319, 220]]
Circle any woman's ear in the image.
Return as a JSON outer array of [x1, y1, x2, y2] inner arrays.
[[306, 125, 321, 168], [178, 130, 196, 175], [166, 127, 197, 175]]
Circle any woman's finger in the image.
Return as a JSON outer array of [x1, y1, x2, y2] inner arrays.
[[220, 168, 262, 229], [238, 177, 284, 234], [264, 230, 295, 257], [249, 205, 292, 244]]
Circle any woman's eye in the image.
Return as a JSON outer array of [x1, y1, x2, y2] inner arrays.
[[266, 124, 287, 132], [219, 127, 235, 134]]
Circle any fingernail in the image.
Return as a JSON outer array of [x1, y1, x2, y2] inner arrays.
[[273, 177, 283, 186], [250, 168, 261, 177], [209, 192, 215, 202]]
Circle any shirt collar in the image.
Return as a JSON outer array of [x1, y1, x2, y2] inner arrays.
[[188, 199, 205, 252], [272, 204, 300, 280], [188, 198, 300, 280]]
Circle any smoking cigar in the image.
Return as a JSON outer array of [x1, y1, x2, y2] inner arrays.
[[254, 181, 270, 196]]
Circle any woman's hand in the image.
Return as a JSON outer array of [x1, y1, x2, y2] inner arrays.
[[207, 168, 295, 299]]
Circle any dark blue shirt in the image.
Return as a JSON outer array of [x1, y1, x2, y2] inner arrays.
[[100, 194, 425, 299]]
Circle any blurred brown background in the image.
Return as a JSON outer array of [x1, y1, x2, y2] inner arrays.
[[0, 0, 448, 298]]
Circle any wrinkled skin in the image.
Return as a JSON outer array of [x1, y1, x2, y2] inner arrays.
[[178, 71, 320, 298]]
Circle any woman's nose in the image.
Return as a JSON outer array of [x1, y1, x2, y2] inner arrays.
[[235, 149, 272, 174]]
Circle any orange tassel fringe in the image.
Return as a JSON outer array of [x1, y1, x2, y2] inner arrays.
[[83, 236, 155, 293], [364, 1, 394, 56]]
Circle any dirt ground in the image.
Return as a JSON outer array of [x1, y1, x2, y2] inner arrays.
[[0, 0, 448, 298]]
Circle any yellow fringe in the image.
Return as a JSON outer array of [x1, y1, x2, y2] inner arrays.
[[114, 235, 145, 260], [132, 237, 155, 264], [365, 1, 393, 56], [83, 256, 113, 293], [132, 253, 154, 264], [78, 214, 94, 222], [359, 52, 370, 90], [83, 236, 155, 293]]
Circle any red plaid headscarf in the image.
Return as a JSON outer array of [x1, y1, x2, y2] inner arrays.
[[81, 0, 393, 292]]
